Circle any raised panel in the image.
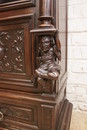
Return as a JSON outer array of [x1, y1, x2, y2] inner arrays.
[[0, 14, 37, 92], [0, 103, 37, 124], [41, 105, 55, 130], [0, 102, 40, 130]]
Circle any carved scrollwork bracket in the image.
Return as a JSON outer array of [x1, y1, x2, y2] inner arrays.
[[30, 0, 61, 93]]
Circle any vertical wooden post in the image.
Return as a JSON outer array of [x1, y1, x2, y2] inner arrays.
[[39, 0, 54, 27], [40, 0, 51, 16], [31, 0, 61, 94]]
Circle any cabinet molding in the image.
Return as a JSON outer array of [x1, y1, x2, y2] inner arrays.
[[0, 0, 36, 11]]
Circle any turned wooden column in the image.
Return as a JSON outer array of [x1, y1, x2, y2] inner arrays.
[[39, 0, 54, 27], [40, 0, 51, 16]]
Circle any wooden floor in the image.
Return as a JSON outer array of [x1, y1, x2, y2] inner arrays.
[[70, 111, 87, 130]]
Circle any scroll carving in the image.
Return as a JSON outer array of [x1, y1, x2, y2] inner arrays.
[[0, 104, 34, 122], [0, 29, 25, 73]]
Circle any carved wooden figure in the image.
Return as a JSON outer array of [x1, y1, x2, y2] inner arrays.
[[0, 0, 72, 130], [35, 36, 60, 80]]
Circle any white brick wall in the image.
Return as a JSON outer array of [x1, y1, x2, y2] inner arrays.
[[67, 0, 87, 111]]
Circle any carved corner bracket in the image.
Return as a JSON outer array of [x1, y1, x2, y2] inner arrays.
[[30, 0, 61, 94]]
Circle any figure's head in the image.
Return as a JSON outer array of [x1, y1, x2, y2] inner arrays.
[[39, 36, 54, 52]]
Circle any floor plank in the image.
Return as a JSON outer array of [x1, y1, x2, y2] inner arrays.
[[70, 111, 87, 130]]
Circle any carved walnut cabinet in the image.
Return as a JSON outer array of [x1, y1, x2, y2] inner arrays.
[[0, 0, 72, 130]]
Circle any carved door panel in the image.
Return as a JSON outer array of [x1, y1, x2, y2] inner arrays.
[[0, 14, 39, 92]]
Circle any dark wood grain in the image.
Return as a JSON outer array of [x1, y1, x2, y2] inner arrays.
[[0, 0, 72, 130], [0, 0, 36, 11]]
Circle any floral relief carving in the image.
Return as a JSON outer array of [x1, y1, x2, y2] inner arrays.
[[0, 104, 34, 122], [0, 29, 25, 73]]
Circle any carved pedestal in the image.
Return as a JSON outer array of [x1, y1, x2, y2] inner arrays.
[[0, 0, 72, 130]]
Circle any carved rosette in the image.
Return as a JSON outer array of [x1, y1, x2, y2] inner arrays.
[[31, 0, 61, 93]]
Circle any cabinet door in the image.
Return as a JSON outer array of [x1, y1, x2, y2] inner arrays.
[[0, 1, 41, 93], [0, 15, 35, 92]]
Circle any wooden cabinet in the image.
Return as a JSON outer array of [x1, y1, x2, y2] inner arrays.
[[0, 0, 72, 130]]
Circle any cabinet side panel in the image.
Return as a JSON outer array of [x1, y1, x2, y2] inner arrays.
[[56, 0, 67, 91]]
